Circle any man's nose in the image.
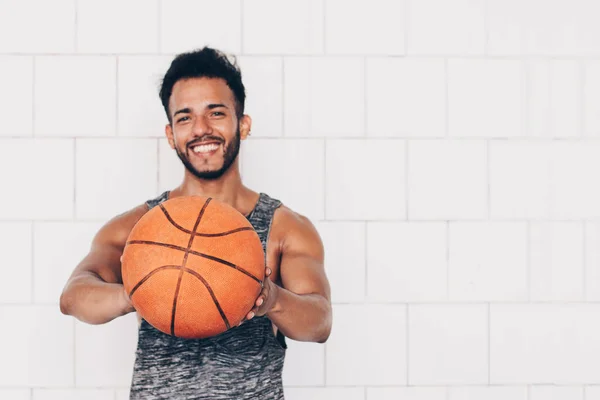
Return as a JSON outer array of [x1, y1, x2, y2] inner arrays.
[[192, 115, 211, 134]]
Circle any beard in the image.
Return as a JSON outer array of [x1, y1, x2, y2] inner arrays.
[[174, 127, 241, 181]]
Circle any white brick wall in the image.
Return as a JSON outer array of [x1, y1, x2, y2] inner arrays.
[[2, 0, 600, 398]]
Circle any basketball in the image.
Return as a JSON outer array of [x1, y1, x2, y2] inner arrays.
[[121, 195, 265, 339]]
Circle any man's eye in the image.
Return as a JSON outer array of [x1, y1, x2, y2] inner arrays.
[[177, 116, 190, 123], [212, 112, 224, 116]]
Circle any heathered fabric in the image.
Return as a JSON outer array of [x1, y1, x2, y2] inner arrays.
[[128, 191, 287, 400]]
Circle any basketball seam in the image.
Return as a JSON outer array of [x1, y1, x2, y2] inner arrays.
[[126, 240, 263, 284], [159, 203, 255, 237], [171, 198, 212, 336], [127, 265, 232, 334], [128, 265, 180, 298], [182, 267, 231, 330]]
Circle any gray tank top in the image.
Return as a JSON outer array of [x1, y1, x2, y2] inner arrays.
[[128, 191, 287, 400]]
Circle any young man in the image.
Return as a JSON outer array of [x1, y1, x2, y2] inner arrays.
[[60, 47, 332, 399]]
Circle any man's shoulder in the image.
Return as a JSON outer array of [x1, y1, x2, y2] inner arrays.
[[96, 203, 150, 247], [272, 205, 322, 250]]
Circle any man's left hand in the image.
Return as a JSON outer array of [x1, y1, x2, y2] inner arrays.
[[238, 266, 279, 325]]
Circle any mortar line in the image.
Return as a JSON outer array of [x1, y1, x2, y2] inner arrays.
[[583, 222, 587, 301], [486, 140, 491, 219], [115, 56, 119, 136], [74, 0, 79, 52], [157, 0, 162, 53], [487, 302, 491, 384], [32, 56, 36, 136], [239, 0, 244, 54]]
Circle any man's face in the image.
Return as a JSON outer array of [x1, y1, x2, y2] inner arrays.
[[165, 77, 249, 180]]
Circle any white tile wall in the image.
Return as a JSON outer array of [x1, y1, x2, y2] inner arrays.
[[586, 386, 600, 400], [487, 0, 600, 56], [117, 56, 172, 137], [3, 0, 600, 395], [366, 58, 446, 137], [0, 223, 32, 303], [0, 390, 31, 400], [406, 0, 485, 55], [447, 386, 528, 400], [367, 387, 446, 400], [489, 140, 554, 219], [0, 306, 73, 387], [0, 56, 33, 136], [408, 305, 488, 385], [0, 139, 74, 220], [285, 387, 364, 400], [326, 304, 407, 385], [448, 222, 528, 302], [160, 0, 241, 54], [490, 305, 600, 384], [325, 0, 405, 55], [530, 385, 585, 400], [33, 222, 102, 303], [529, 222, 585, 301], [242, 138, 325, 221], [526, 60, 581, 138], [32, 389, 115, 400], [584, 61, 600, 137], [238, 56, 283, 137], [316, 221, 366, 303], [0, 0, 75, 53], [76, 0, 159, 54], [75, 313, 138, 387], [367, 222, 447, 302], [282, 339, 325, 386], [408, 139, 487, 219], [243, 0, 324, 55], [448, 59, 524, 138], [284, 57, 364, 137], [34, 56, 116, 137], [75, 138, 158, 220], [325, 139, 405, 220]]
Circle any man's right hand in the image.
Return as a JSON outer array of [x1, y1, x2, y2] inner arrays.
[[120, 285, 136, 314], [60, 203, 147, 325]]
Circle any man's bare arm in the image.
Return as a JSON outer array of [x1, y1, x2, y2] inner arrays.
[[265, 209, 332, 343], [59, 204, 147, 325]]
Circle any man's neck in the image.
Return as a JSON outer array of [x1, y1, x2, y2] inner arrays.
[[173, 163, 250, 208]]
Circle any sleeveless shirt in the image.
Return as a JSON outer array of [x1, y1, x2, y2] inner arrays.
[[128, 191, 287, 400]]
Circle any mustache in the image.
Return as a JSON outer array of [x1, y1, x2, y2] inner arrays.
[[187, 137, 224, 147]]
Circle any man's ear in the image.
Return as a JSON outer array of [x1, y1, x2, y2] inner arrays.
[[239, 114, 252, 140], [165, 123, 175, 149]]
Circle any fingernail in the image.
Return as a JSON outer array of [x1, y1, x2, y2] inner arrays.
[[257, 298, 263, 306], [266, 268, 271, 275], [248, 312, 255, 319]]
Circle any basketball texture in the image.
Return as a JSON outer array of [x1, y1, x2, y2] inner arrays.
[[121, 196, 265, 339]]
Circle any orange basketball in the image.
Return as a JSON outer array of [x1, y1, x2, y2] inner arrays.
[[121, 195, 265, 339]]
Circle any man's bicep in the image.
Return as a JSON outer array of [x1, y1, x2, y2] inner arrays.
[[278, 214, 330, 301], [67, 204, 147, 285]]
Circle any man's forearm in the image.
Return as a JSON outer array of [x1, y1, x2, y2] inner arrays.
[[266, 285, 332, 343], [60, 274, 134, 325]]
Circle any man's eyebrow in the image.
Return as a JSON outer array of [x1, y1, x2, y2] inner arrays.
[[173, 104, 228, 117], [207, 103, 228, 110], [173, 107, 191, 117]]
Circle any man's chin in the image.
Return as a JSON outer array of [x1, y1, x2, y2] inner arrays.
[[188, 166, 227, 180]]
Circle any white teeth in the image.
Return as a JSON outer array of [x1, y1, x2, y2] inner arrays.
[[193, 144, 219, 153]]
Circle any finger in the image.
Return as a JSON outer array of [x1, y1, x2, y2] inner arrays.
[[256, 296, 264, 307], [266, 267, 272, 276]]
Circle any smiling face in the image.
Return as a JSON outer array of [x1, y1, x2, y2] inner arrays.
[[165, 77, 251, 181]]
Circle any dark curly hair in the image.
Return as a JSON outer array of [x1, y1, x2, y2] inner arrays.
[[159, 46, 246, 124]]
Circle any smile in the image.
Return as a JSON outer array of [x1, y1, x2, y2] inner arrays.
[[190, 143, 221, 158]]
